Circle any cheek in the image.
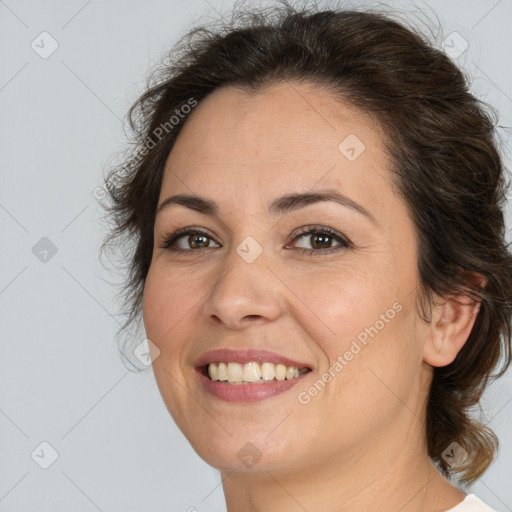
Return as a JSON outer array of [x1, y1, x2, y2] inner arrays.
[[142, 267, 199, 429], [292, 268, 396, 352], [142, 265, 196, 353], [293, 266, 419, 398]]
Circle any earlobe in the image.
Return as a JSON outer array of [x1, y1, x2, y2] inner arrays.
[[423, 276, 485, 368]]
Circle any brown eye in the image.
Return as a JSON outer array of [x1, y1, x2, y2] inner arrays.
[[160, 228, 220, 252], [310, 232, 336, 249], [188, 234, 210, 249], [290, 226, 350, 254]]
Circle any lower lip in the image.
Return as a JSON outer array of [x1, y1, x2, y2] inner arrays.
[[197, 369, 309, 402]]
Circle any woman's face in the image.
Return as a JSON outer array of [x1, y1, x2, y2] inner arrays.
[[143, 82, 432, 474]]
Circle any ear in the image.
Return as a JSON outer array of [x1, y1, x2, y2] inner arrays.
[[423, 273, 486, 368]]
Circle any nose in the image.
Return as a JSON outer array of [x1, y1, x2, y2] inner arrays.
[[203, 248, 284, 330]]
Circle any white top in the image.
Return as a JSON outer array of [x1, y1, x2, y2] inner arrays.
[[445, 494, 498, 511]]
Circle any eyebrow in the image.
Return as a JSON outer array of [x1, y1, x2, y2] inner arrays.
[[156, 189, 378, 225]]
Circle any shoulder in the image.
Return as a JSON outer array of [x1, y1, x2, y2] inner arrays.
[[445, 494, 500, 512]]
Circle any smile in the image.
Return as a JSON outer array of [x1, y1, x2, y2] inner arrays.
[[195, 348, 313, 402], [205, 361, 311, 384]]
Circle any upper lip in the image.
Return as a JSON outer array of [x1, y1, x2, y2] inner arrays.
[[195, 349, 313, 370]]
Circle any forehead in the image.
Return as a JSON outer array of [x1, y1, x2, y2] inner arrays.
[[160, 81, 393, 214]]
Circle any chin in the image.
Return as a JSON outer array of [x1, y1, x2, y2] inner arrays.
[[188, 430, 295, 473]]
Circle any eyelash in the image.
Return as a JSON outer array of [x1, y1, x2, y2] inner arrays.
[[158, 225, 352, 256]]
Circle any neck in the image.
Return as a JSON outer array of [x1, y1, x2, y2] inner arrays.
[[221, 407, 465, 512]]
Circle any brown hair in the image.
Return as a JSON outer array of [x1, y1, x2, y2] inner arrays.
[[100, 0, 512, 486]]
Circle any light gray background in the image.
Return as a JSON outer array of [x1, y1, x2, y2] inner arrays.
[[1, 1, 511, 511]]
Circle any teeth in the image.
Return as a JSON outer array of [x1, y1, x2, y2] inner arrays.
[[206, 361, 308, 384], [208, 362, 218, 380], [227, 362, 243, 383], [242, 361, 261, 383], [217, 362, 228, 381], [261, 362, 275, 381], [275, 363, 286, 381]]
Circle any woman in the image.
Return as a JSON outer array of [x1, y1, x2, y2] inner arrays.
[[101, 2, 512, 510]]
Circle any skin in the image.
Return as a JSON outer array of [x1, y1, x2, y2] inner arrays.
[[142, 81, 483, 512]]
